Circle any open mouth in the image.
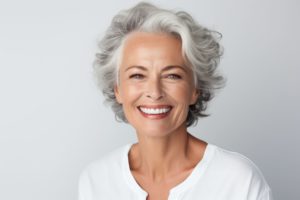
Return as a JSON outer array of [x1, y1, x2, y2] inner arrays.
[[138, 106, 172, 118]]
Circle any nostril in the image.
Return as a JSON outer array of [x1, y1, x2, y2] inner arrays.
[[146, 92, 164, 100]]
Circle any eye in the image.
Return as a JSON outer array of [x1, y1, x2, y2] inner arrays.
[[166, 74, 182, 80], [129, 74, 145, 79]]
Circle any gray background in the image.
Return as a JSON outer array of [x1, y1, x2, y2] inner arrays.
[[0, 0, 299, 199]]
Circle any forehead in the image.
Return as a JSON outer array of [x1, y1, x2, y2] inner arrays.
[[120, 32, 185, 67], [124, 31, 182, 48]]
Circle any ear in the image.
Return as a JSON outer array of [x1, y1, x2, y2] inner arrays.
[[114, 84, 123, 104], [190, 89, 199, 105]]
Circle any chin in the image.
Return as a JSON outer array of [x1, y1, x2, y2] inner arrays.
[[134, 123, 184, 138]]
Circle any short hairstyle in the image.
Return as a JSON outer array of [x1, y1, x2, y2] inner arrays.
[[94, 2, 225, 127]]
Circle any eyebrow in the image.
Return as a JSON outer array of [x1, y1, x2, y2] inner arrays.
[[162, 65, 187, 73], [124, 65, 187, 72], [124, 65, 147, 72]]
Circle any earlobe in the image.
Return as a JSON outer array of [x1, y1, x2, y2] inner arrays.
[[114, 85, 122, 104]]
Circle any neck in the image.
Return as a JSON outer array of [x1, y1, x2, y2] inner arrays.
[[130, 125, 194, 183]]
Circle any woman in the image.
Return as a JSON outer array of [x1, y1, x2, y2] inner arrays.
[[79, 2, 273, 200]]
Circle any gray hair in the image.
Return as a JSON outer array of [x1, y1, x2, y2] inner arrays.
[[94, 2, 225, 127]]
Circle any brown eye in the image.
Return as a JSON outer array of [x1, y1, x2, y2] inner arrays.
[[129, 74, 145, 79], [166, 74, 182, 79]]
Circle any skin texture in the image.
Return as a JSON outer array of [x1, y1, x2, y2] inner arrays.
[[114, 32, 207, 200]]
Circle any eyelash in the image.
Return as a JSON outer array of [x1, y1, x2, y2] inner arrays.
[[129, 74, 182, 80], [129, 74, 144, 79], [166, 74, 182, 79]]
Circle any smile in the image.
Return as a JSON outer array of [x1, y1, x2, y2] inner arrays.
[[138, 105, 172, 118], [139, 107, 171, 114]]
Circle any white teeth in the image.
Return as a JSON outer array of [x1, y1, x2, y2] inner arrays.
[[139, 107, 171, 115]]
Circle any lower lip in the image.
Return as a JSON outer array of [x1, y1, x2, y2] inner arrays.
[[138, 108, 172, 119]]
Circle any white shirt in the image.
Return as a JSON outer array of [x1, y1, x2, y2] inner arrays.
[[78, 143, 273, 200]]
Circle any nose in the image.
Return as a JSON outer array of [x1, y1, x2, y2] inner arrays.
[[145, 77, 164, 101]]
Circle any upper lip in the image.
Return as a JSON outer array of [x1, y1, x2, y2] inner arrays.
[[138, 105, 172, 109]]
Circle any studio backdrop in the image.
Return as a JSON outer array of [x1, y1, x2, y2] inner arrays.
[[0, 0, 299, 199]]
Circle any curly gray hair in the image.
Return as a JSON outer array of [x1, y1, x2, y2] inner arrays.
[[94, 2, 225, 127]]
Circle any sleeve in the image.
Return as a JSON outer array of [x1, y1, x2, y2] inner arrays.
[[78, 169, 93, 200], [258, 187, 273, 200], [227, 151, 274, 200], [245, 161, 273, 200]]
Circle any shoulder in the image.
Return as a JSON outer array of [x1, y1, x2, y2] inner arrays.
[[207, 144, 272, 199], [78, 143, 133, 200], [212, 145, 263, 173], [79, 143, 130, 183], [210, 145, 267, 180]]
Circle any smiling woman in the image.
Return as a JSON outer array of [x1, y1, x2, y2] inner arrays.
[[78, 2, 273, 200]]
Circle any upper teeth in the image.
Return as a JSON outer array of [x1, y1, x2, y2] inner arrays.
[[140, 107, 171, 114]]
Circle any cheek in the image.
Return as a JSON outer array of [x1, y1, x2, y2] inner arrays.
[[120, 84, 143, 105], [166, 84, 195, 104]]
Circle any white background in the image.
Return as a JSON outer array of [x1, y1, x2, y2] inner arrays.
[[0, 0, 299, 199]]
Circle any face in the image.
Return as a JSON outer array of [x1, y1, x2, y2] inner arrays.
[[114, 32, 198, 137]]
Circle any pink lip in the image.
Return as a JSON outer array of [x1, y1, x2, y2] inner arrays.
[[138, 105, 172, 109]]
